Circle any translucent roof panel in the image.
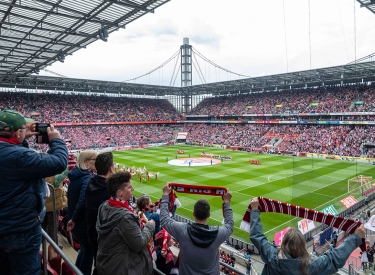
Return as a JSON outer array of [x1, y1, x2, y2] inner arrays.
[[0, 0, 170, 81]]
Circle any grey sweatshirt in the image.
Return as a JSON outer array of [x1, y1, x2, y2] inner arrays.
[[160, 195, 234, 275]]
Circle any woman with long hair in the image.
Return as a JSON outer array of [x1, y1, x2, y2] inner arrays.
[[249, 197, 365, 275], [67, 150, 98, 275]]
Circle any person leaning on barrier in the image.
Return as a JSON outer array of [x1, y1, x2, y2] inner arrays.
[[0, 110, 68, 275], [249, 197, 366, 275]]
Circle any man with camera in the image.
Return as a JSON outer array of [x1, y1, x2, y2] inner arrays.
[[0, 110, 68, 275]]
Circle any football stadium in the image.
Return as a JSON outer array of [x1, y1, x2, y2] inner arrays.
[[2, 1, 375, 275]]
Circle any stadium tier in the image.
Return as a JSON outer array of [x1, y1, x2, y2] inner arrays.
[[2, 85, 375, 158]]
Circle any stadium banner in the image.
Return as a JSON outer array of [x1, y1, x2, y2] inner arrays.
[[185, 115, 209, 118], [340, 196, 358, 209], [176, 132, 188, 140], [275, 104, 282, 108], [298, 219, 316, 234], [320, 205, 338, 216], [54, 120, 182, 126], [354, 101, 364, 105], [274, 227, 290, 246], [310, 102, 319, 106]]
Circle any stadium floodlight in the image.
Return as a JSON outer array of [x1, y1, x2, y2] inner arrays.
[[98, 27, 108, 42], [33, 65, 40, 74], [57, 50, 65, 63]]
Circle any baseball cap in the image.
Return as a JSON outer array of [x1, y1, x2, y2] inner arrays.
[[0, 110, 34, 131]]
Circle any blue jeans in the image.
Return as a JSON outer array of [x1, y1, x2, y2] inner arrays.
[[73, 230, 94, 275], [0, 225, 42, 275]]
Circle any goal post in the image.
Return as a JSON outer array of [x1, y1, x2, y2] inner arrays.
[[348, 175, 373, 195]]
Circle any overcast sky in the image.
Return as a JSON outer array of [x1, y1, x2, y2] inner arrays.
[[44, 0, 375, 86]]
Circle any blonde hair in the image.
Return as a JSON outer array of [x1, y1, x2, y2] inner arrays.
[[76, 150, 99, 170], [281, 228, 311, 275]]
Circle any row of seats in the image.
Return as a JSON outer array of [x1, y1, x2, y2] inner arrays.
[[0, 92, 181, 123], [189, 83, 375, 115]]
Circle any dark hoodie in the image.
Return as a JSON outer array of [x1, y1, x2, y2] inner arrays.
[[85, 175, 111, 253], [187, 223, 218, 248]]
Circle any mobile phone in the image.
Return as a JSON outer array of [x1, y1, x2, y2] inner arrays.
[[35, 123, 50, 144]]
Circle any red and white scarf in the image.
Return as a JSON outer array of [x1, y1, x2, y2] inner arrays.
[[108, 197, 154, 256], [240, 196, 366, 251], [155, 229, 174, 264], [155, 183, 228, 216]]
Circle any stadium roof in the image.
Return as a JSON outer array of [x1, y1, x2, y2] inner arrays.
[[2, 61, 375, 96], [357, 0, 375, 15], [0, 0, 170, 81]]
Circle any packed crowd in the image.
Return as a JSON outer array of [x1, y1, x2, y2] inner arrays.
[[29, 124, 176, 150], [0, 92, 181, 123], [184, 124, 375, 157], [189, 83, 375, 115], [23, 121, 375, 158]]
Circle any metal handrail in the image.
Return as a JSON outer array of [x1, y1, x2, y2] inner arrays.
[[41, 229, 83, 275], [220, 261, 247, 275]]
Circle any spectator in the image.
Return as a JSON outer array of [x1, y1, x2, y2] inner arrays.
[[160, 184, 234, 275], [154, 229, 175, 275], [96, 172, 155, 275], [244, 248, 251, 261], [0, 110, 68, 275], [137, 195, 161, 238], [249, 197, 366, 275], [67, 150, 98, 275], [85, 152, 114, 275], [43, 168, 69, 242], [245, 259, 252, 275], [361, 250, 369, 271], [332, 231, 338, 247]]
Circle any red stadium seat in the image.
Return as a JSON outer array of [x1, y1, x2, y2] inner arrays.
[[47, 263, 59, 275], [61, 262, 76, 275], [48, 245, 62, 275]]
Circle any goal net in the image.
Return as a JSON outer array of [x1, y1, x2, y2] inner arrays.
[[348, 175, 373, 195]]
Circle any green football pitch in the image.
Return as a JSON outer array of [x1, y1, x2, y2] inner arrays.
[[112, 145, 375, 242]]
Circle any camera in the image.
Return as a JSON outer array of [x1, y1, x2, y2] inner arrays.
[[35, 123, 50, 144]]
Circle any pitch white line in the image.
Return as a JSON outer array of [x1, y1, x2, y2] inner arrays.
[[313, 192, 335, 198]]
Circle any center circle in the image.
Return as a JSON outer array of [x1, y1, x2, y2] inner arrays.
[[168, 157, 221, 166]]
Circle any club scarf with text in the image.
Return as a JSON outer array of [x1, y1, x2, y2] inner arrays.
[[240, 196, 366, 251]]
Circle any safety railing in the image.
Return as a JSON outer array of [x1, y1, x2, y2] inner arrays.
[[41, 229, 83, 275]]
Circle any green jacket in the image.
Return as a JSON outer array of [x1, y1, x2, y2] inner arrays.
[[96, 201, 155, 275]]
